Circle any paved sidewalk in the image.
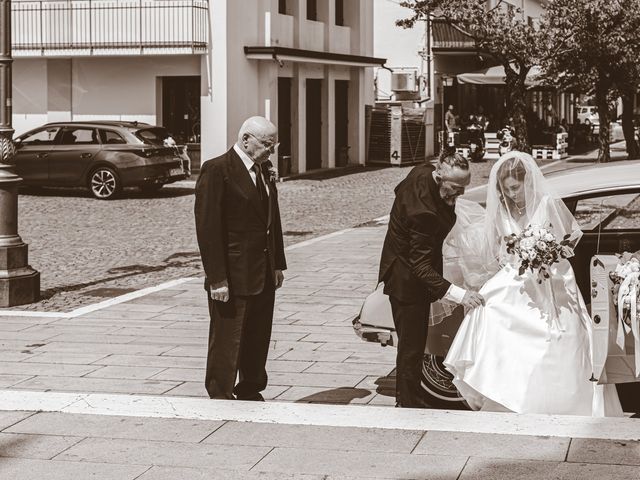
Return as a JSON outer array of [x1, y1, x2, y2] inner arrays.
[[0, 222, 396, 406], [1, 395, 639, 479]]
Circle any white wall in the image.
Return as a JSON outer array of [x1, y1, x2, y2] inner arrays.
[[12, 59, 48, 135], [12, 55, 200, 136]]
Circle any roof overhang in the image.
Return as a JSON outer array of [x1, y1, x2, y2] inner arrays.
[[431, 20, 475, 53], [244, 46, 387, 68]]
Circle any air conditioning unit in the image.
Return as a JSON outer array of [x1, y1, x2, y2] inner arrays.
[[391, 72, 417, 92]]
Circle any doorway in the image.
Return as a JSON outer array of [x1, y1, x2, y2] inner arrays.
[[335, 80, 349, 167], [161, 76, 200, 144], [306, 79, 322, 170], [278, 77, 293, 175]]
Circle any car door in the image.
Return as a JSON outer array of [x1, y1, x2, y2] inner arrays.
[[13, 126, 61, 184], [568, 190, 640, 300], [48, 126, 102, 186]]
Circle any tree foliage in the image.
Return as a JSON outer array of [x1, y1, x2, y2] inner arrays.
[[538, 0, 640, 161], [398, 0, 543, 151]]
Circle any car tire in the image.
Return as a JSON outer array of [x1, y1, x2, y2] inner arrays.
[[139, 183, 164, 194], [89, 167, 121, 200], [420, 354, 469, 410]]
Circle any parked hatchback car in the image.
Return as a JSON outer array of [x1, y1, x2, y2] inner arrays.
[[577, 105, 599, 125], [353, 161, 640, 410], [13, 121, 191, 199]]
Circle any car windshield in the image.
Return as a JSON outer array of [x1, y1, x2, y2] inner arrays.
[[134, 127, 175, 146]]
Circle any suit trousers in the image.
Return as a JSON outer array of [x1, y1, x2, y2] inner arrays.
[[389, 295, 431, 408], [205, 276, 275, 400]]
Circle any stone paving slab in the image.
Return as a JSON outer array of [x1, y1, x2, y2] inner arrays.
[[414, 431, 571, 461], [568, 438, 640, 466], [55, 437, 272, 470], [202, 422, 424, 453], [251, 447, 468, 479], [5, 412, 224, 442], [0, 432, 84, 459], [0, 458, 149, 480]]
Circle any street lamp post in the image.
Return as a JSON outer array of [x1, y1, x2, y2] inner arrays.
[[0, 0, 40, 306]]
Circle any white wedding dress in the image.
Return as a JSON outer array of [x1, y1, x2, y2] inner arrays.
[[442, 153, 623, 416]]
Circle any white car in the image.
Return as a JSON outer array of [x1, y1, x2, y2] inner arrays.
[[577, 105, 599, 125]]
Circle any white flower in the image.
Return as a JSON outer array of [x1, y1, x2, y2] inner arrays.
[[526, 248, 538, 260], [520, 237, 536, 250], [536, 241, 548, 251], [544, 233, 555, 242], [521, 251, 530, 261]]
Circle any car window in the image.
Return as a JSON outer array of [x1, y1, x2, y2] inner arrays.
[[134, 127, 174, 145], [99, 129, 127, 145], [575, 193, 640, 231], [59, 127, 99, 145], [20, 127, 60, 145]]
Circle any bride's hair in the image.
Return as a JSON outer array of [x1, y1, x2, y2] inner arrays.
[[496, 156, 527, 209]]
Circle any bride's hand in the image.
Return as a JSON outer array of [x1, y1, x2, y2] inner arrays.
[[461, 291, 485, 310]]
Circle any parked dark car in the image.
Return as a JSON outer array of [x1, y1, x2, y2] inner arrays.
[[13, 121, 191, 199], [353, 161, 640, 410]]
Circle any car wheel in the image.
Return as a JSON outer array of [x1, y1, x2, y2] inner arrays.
[[139, 183, 164, 194], [420, 354, 469, 409], [89, 167, 121, 200]]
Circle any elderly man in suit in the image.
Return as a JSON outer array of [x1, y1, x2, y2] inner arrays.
[[195, 116, 286, 401], [379, 152, 485, 408]]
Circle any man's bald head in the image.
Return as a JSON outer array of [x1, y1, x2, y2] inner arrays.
[[238, 116, 277, 142]]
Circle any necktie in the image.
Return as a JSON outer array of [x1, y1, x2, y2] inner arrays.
[[252, 164, 269, 215]]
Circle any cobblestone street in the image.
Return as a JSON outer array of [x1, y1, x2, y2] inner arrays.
[[11, 153, 592, 312]]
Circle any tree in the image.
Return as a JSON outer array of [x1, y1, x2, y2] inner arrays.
[[540, 0, 640, 162], [398, 0, 543, 152]]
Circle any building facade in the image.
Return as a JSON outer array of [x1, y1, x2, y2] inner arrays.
[[10, 0, 381, 174]]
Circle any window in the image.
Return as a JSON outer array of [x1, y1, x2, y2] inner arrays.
[[335, 0, 344, 26], [574, 193, 640, 231], [134, 127, 174, 145], [58, 127, 99, 145], [99, 129, 127, 145], [278, 0, 288, 15], [19, 127, 60, 145], [307, 0, 317, 21]]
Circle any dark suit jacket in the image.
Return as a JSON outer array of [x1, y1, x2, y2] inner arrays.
[[194, 148, 287, 296], [378, 164, 456, 303]]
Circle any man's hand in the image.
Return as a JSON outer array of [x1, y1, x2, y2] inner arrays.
[[460, 290, 485, 310], [209, 279, 230, 303], [274, 270, 284, 289]]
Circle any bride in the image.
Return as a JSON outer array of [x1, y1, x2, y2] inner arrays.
[[442, 151, 623, 416]]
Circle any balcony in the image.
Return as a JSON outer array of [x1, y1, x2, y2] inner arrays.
[[12, 0, 209, 57]]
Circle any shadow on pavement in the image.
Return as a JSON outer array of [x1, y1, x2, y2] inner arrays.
[[38, 252, 201, 301], [295, 388, 375, 404], [19, 185, 194, 199]]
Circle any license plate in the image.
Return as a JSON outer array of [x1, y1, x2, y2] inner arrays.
[[169, 168, 183, 176]]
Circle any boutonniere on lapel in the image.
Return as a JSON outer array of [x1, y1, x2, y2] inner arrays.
[[264, 160, 278, 184]]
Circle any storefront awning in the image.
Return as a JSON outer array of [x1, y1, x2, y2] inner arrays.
[[244, 46, 387, 68], [432, 21, 475, 52], [457, 65, 543, 87]]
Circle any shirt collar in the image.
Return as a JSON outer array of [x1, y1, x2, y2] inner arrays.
[[233, 144, 258, 173]]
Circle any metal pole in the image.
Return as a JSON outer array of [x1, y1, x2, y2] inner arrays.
[[0, 0, 40, 306]]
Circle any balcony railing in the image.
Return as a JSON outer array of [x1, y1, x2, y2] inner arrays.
[[12, 0, 209, 56]]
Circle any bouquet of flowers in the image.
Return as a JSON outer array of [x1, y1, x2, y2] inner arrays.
[[504, 224, 575, 283], [609, 252, 640, 328]]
